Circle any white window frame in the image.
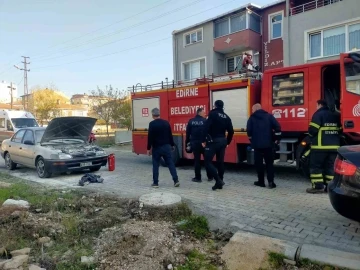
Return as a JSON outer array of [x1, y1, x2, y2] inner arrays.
[[183, 27, 203, 47], [181, 57, 207, 81], [269, 11, 284, 41], [305, 18, 360, 61], [226, 55, 243, 73], [214, 12, 249, 39]]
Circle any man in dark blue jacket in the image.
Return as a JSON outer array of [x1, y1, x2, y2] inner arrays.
[[185, 107, 212, 182], [147, 108, 179, 188], [246, 103, 281, 189]]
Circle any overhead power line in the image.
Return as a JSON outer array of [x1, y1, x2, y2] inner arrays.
[[29, 0, 174, 59], [32, 0, 205, 60], [32, 37, 171, 70], [35, 0, 237, 63]]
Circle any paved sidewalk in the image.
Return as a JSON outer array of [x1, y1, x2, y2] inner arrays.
[[1, 146, 360, 254]]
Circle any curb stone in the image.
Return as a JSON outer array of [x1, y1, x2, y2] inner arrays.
[[299, 244, 360, 270], [227, 231, 360, 270]]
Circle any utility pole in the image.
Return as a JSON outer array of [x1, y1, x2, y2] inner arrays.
[[14, 56, 30, 110], [7, 82, 15, 109]]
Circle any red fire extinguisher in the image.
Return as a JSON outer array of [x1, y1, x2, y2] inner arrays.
[[108, 153, 115, 171]]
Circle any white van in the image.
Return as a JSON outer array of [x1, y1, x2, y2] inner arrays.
[[0, 110, 39, 143]]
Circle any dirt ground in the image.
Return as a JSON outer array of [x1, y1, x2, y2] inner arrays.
[[0, 177, 228, 270]]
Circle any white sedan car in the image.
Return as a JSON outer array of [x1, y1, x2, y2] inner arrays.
[[1, 117, 108, 178]]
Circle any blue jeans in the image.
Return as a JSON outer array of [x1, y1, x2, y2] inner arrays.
[[152, 144, 178, 184]]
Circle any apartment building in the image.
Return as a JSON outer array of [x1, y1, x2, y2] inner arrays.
[[283, 0, 360, 66], [172, 1, 286, 83]]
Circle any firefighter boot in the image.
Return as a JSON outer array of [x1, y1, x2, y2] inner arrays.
[[306, 183, 324, 194]]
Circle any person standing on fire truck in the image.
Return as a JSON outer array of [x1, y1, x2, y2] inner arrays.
[[202, 100, 234, 191], [246, 103, 281, 189], [307, 100, 342, 194], [147, 108, 180, 188], [185, 107, 213, 183]]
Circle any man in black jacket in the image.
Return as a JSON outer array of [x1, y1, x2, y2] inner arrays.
[[202, 100, 234, 191], [185, 107, 212, 183], [147, 108, 179, 188], [307, 100, 341, 194], [247, 103, 281, 189]]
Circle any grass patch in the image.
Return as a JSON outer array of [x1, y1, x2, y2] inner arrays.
[[96, 136, 115, 148], [268, 252, 286, 269], [178, 249, 217, 270], [177, 215, 210, 239]]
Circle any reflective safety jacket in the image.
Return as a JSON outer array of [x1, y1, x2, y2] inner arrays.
[[308, 107, 342, 151]]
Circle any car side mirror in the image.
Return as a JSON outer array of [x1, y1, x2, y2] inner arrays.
[[24, 140, 34, 145]]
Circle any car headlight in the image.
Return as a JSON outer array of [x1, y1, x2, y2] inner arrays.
[[96, 150, 106, 156], [58, 153, 72, 159]]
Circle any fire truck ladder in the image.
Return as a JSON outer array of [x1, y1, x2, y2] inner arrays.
[[276, 138, 298, 165]]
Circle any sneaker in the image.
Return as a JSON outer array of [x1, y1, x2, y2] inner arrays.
[[306, 188, 324, 194], [220, 178, 225, 186], [254, 181, 266, 187], [151, 183, 159, 188], [207, 177, 214, 181], [192, 178, 202, 183], [268, 182, 277, 189], [174, 181, 180, 187]]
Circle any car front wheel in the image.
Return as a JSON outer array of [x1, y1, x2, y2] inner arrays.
[[36, 157, 52, 178], [5, 152, 17, 170]]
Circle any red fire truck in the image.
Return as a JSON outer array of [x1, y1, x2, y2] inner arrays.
[[130, 52, 360, 175]]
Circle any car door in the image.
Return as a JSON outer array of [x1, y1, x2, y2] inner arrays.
[[7, 129, 26, 163], [19, 130, 36, 167]]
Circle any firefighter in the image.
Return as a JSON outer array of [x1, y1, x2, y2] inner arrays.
[[307, 100, 342, 194], [202, 100, 234, 191], [185, 107, 213, 182], [246, 103, 281, 189]]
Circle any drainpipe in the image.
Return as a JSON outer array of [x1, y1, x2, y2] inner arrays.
[[286, 0, 290, 66]]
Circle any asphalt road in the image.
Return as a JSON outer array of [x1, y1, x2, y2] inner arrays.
[[0, 145, 359, 254]]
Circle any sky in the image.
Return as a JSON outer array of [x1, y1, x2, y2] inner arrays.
[[0, 0, 270, 98]]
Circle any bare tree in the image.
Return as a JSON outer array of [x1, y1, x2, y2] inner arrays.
[[90, 85, 119, 136], [112, 91, 132, 130]]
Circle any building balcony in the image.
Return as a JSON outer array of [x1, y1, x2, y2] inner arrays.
[[214, 29, 261, 54], [289, 0, 343, 16]]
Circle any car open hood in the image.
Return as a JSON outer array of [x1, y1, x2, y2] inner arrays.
[[40, 117, 97, 144]]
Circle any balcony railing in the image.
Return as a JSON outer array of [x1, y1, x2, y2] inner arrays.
[[289, 0, 343, 16]]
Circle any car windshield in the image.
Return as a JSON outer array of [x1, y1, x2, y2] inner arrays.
[[11, 118, 39, 128], [35, 130, 45, 143]]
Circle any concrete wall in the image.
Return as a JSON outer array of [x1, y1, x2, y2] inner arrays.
[[173, 21, 215, 82], [115, 131, 132, 144], [283, 0, 360, 66]]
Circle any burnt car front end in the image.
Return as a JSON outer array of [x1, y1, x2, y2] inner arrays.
[[328, 146, 360, 222], [43, 143, 108, 173]]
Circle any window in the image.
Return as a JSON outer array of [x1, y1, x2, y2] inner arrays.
[[323, 26, 345, 56], [35, 130, 45, 143], [11, 129, 26, 143], [183, 58, 206, 80], [308, 22, 360, 59], [270, 13, 282, 39], [272, 72, 304, 106], [345, 61, 360, 96], [226, 55, 243, 73], [214, 19, 229, 38], [230, 13, 246, 33], [249, 13, 261, 33], [0, 118, 4, 129], [23, 130, 34, 143], [184, 29, 203, 46]]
